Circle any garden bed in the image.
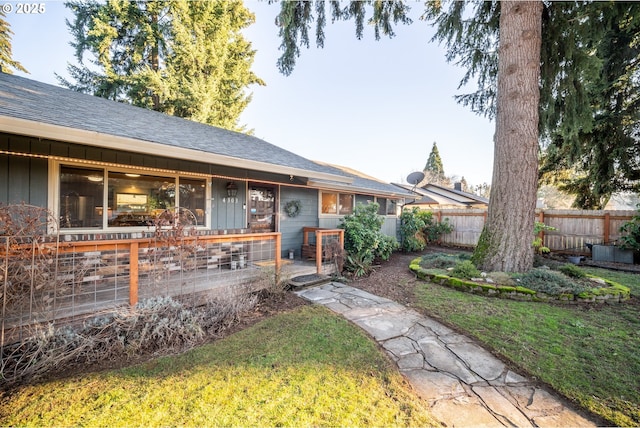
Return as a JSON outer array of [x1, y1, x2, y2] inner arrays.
[[409, 256, 631, 304]]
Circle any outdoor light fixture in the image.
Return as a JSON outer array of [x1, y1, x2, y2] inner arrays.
[[125, 173, 141, 178], [226, 182, 238, 197]]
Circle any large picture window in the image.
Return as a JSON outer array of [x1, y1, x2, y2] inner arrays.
[[321, 192, 354, 215], [58, 164, 206, 229], [59, 166, 104, 228]]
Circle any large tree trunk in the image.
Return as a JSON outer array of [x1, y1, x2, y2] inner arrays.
[[472, 1, 543, 273]]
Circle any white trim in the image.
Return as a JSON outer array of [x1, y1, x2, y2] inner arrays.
[[0, 116, 352, 184]]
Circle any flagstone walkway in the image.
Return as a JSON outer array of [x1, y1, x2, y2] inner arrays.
[[295, 282, 598, 427]]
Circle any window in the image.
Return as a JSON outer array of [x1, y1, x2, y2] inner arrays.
[[58, 163, 206, 229], [386, 199, 398, 216], [179, 178, 206, 225], [108, 172, 176, 227], [376, 198, 398, 216], [59, 166, 104, 228], [321, 192, 354, 215]]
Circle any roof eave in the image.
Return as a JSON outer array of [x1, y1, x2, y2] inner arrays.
[[306, 178, 412, 198], [0, 116, 352, 184]]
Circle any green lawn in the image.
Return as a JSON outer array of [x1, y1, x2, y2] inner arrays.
[[0, 306, 437, 427], [413, 265, 640, 427], [581, 266, 640, 295]]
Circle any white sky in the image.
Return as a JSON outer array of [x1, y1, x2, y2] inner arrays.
[[6, 0, 495, 186]]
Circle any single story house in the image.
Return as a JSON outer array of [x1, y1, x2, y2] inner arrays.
[[0, 73, 411, 340], [394, 182, 489, 209]]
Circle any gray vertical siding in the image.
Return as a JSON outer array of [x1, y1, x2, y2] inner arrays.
[[279, 187, 318, 259], [210, 179, 247, 230], [319, 214, 398, 239], [0, 153, 48, 207], [1, 134, 48, 207]]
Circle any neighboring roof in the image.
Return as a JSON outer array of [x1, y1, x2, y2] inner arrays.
[[313, 162, 414, 198], [393, 182, 489, 207], [0, 73, 350, 183]]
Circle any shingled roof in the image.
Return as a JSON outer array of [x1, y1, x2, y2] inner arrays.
[[0, 73, 409, 198]]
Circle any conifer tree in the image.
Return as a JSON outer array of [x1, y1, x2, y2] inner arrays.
[[431, 1, 640, 209], [423, 142, 447, 186], [424, 142, 444, 176], [59, 0, 264, 131], [272, 0, 640, 268], [274, 0, 541, 272], [0, 11, 27, 74], [539, 2, 640, 208]]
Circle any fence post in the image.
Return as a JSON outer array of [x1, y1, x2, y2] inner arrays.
[[537, 211, 545, 245], [129, 241, 138, 306], [603, 212, 611, 244]]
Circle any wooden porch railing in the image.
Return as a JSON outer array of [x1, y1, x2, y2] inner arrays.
[[301, 227, 344, 274], [54, 232, 282, 306], [1, 232, 283, 346]]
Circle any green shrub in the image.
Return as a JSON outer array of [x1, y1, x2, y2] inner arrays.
[[339, 203, 397, 276], [558, 263, 586, 278], [486, 271, 516, 286], [515, 268, 589, 295], [451, 260, 481, 279], [419, 253, 461, 269], [376, 234, 399, 261], [399, 208, 453, 252], [399, 207, 427, 252], [419, 210, 454, 244], [619, 203, 640, 252], [533, 221, 555, 253]]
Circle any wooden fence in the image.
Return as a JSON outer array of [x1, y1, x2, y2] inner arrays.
[[429, 208, 635, 254]]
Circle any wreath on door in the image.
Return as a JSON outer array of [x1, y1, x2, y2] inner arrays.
[[284, 200, 302, 217]]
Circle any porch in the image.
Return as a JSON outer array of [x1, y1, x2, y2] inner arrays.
[[1, 229, 343, 346]]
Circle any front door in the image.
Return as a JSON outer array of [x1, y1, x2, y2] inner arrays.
[[248, 185, 276, 233]]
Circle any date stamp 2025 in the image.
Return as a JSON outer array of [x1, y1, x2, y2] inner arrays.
[[1, 3, 46, 14]]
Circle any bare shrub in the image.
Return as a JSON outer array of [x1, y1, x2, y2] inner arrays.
[[324, 239, 345, 274], [251, 266, 290, 295], [1, 293, 258, 389], [0, 204, 70, 330]]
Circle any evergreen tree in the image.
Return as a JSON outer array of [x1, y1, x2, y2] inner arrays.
[[459, 176, 469, 192], [424, 142, 444, 177], [539, 3, 640, 208], [59, 0, 264, 131], [430, 1, 640, 209], [0, 11, 27, 74], [423, 142, 448, 185], [274, 0, 541, 272]]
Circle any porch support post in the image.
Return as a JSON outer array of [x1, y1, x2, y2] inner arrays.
[[274, 233, 282, 277], [129, 241, 139, 306], [315, 230, 322, 274]]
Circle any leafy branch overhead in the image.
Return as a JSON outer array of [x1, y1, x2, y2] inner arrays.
[[275, 0, 412, 76], [274, 1, 640, 209]]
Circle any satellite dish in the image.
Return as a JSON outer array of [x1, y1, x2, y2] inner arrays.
[[406, 171, 425, 185]]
